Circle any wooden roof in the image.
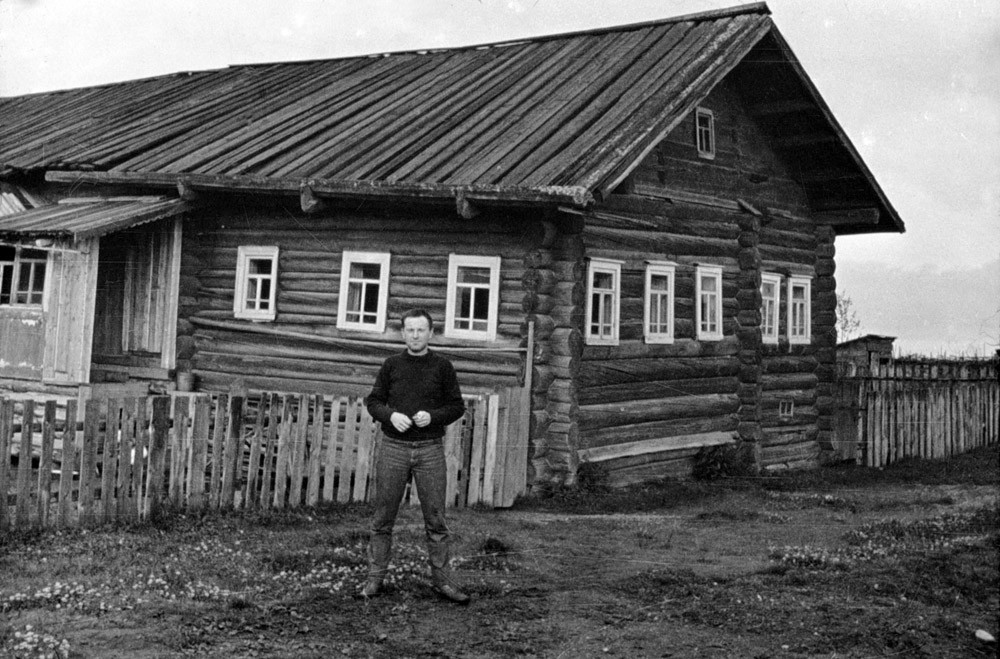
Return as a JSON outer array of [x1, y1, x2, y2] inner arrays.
[[0, 197, 187, 241], [0, 3, 902, 233]]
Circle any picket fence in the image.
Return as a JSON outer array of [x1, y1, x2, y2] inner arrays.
[[835, 357, 999, 467], [0, 388, 529, 529]]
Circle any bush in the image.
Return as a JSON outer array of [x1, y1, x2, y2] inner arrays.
[[692, 444, 756, 481]]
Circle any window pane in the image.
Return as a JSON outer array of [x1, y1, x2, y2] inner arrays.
[[246, 278, 258, 303], [458, 287, 472, 318], [258, 278, 270, 300], [472, 288, 489, 320], [701, 275, 717, 293], [650, 274, 669, 291], [351, 262, 381, 280], [249, 258, 272, 275], [346, 281, 362, 312], [363, 283, 379, 314], [458, 266, 490, 285], [593, 271, 613, 290], [792, 285, 806, 301]]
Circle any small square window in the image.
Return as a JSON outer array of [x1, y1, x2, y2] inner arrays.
[[644, 261, 675, 344], [787, 276, 812, 344], [696, 265, 724, 341], [695, 107, 715, 159], [760, 273, 782, 344], [779, 399, 795, 419], [234, 246, 279, 321], [445, 254, 500, 341], [337, 251, 390, 332], [0, 246, 48, 308], [586, 258, 622, 345]]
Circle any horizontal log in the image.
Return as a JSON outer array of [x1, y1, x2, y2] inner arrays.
[[579, 393, 739, 431], [581, 336, 740, 361], [578, 431, 736, 463], [578, 355, 740, 388], [580, 413, 738, 447], [578, 375, 739, 405]]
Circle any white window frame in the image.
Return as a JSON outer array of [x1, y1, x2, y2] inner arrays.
[[787, 276, 812, 344], [644, 261, 675, 344], [696, 265, 724, 341], [234, 245, 279, 321], [337, 251, 391, 333], [0, 245, 49, 309], [585, 258, 622, 346], [760, 272, 782, 345], [445, 254, 501, 341], [695, 107, 715, 160]]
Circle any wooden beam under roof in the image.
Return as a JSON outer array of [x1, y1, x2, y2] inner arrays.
[[813, 207, 879, 226], [776, 133, 839, 149], [748, 99, 816, 116]]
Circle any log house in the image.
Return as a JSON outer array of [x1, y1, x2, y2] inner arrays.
[[0, 3, 903, 490]]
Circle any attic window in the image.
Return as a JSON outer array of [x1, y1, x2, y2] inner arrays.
[[779, 399, 795, 419], [695, 107, 715, 160]]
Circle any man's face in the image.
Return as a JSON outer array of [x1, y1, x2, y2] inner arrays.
[[402, 316, 432, 355]]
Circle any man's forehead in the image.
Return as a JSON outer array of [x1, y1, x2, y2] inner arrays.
[[402, 316, 431, 330]]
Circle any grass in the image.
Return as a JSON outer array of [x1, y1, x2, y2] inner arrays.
[[1, 445, 997, 658]]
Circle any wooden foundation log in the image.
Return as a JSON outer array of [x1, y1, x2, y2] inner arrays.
[[580, 393, 740, 431]]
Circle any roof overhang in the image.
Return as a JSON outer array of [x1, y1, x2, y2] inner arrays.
[[0, 196, 188, 242]]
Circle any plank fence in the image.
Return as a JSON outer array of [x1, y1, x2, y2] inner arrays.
[[835, 356, 999, 467], [1, 388, 529, 530]]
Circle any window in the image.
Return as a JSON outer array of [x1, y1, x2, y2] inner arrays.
[[788, 277, 812, 344], [337, 251, 390, 332], [0, 246, 47, 307], [644, 261, 675, 344], [695, 107, 715, 159], [445, 254, 500, 340], [760, 273, 782, 344], [696, 265, 724, 341], [234, 246, 278, 321], [585, 258, 622, 345], [779, 399, 795, 419]]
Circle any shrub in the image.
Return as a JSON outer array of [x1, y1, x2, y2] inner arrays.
[[692, 444, 756, 481]]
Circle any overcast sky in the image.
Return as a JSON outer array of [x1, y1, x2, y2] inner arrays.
[[1, 0, 998, 354]]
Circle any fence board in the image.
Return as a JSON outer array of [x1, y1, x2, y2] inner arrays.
[[170, 396, 190, 505], [322, 397, 344, 502], [16, 399, 35, 526], [272, 395, 294, 509], [0, 399, 14, 529], [337, 399, 360, 504], [188, 396, 210, 510], [209, 393, 227, 509], [80, 399, 101, 526], [352, 406, 376, 502], [305, 394, 325, 507], [147, 397, 171, 520], [288, 395, 308, 508], [57, 400, 79, 527], [36, 400, 57, 526]]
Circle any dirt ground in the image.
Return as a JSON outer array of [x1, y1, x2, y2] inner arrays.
[[2, 446, 997, 658]]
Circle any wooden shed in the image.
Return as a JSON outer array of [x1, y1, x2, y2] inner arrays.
[[0, 3, 903, 489]]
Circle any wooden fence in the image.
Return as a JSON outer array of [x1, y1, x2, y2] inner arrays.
[[1, 388, 530, 529], [834, 356, 999, 467]]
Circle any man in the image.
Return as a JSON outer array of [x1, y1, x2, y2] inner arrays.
[[363, 308, 470, 604]]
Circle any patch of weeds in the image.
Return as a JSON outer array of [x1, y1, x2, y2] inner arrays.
[[692, 443, 756, 481], [1, 624, 71, 659], [696, 508, 762, 522], [454, 536, 520, 572], [575, 460, 610, 492]]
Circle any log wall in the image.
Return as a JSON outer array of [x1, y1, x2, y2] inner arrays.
[[177, 196, 536, 396], [574, 76, 832, 483]]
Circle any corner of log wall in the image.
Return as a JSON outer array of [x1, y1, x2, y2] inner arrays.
[[813, 224, 838, 459], [736, 214, 764, 471], [521, 215, 585, 488]]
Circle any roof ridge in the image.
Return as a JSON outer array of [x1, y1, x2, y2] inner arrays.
[[232, 2, 771, 69]]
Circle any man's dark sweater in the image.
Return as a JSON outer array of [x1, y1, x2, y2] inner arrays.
[[365, 350, 466, 441]]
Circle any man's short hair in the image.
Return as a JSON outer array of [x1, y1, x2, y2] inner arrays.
[[401, 308, 434, 331]]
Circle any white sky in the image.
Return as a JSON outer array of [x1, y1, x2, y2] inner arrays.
[[2, 0, 999, 352]]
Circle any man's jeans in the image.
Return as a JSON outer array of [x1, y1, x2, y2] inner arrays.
[[368, 436, 451, 583]]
